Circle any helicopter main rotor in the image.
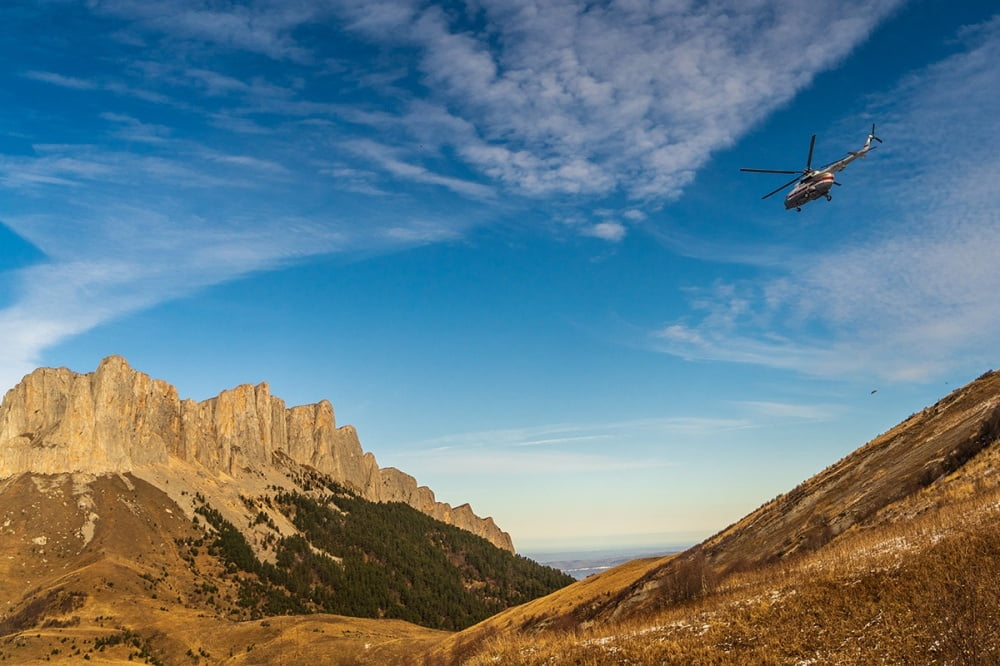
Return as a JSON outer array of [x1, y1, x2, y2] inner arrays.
[[740, 134, 817, 200]]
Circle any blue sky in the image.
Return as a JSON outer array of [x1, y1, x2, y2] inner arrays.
[[1, 0, 998, 552]]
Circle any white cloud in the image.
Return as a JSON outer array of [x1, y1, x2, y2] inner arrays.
[[203, 152, 290, 174], [30, 1, 909, 208], [0, 133, 486, 393], [55, 1, 908, 205], [0, 209, 346, 391], [23, 70, 97, 89], [343, 138, 495, 199], [0, 0, 914, 391], [396, 448, 662, 477], [183, 68, 251, 95], [329, 0, 905, 199], [380, 221, 461, 244], [736, 401, 839, 421], [384, 414, 791, 478], [99, 112, 175, 144], [90, 0, 319, 62], [582, 221, 627, 242], [405, 416, 754, 451]]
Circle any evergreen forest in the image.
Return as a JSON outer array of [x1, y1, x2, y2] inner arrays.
[[193, 482, 573, 630]]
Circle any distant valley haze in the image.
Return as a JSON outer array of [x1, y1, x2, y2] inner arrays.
[[0, 0, 998, 552]]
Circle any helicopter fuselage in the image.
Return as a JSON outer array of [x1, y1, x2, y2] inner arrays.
[[741, 125, 881, 211], [784, 171, 835, 210]]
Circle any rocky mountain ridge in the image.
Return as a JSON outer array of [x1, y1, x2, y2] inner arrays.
[[0, 355, 512, 551]]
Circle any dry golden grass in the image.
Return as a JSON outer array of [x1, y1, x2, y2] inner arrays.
[[419, 373, 1000, 665], [0, 473, 449, 665], [419, 554, 676, 663], [425, 486, 1000, 665], [0, 612, 449, 665]]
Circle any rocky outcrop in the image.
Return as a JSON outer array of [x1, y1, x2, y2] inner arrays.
[[0, 356, 513, 551]]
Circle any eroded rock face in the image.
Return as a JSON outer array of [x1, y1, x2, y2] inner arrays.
[[0, 356, 513, 551]]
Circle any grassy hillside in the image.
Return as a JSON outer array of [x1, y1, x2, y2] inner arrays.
[[433, 488, 1000, 664], [422, 370, 1000, 664], [0, 468, 570, 663]]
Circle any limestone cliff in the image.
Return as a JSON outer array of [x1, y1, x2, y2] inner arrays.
[[0, 356, 513, 551]]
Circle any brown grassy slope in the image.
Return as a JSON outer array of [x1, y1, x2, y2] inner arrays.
[[420, 555, 677, 664], [570, 370, 1000, 624], [703, 371, 1000, 562], [449, 489, 1000, 665], [423, 369, 1000, 663], [0, 472, 446, 664]]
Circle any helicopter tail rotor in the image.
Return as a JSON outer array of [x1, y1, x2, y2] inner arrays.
[[869, 123, 883, 144]]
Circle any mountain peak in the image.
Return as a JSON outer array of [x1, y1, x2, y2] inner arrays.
[[0, 355, 513, 551]]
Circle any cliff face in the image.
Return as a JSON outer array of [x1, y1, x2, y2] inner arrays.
[[0, 356, 513, 551]]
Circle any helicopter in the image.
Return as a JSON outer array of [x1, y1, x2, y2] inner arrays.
[[741, 124, 882, 211]]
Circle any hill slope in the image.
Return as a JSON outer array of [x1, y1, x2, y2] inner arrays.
[[0, 468, 571, 663], [0, 358, 574, 663], [426, 369, 1000, 663]]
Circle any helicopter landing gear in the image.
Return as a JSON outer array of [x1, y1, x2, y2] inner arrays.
[[796, 207, 802, 212], [825, 194, 832, 201]]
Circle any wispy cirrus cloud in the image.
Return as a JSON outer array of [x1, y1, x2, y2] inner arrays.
[[343, 139, 495, 199], [404, 416, 754, 452], [25, 1, 909, 216], [735, 401, 840, 421], [0, 207, 346, 389], [329, 0, 906, 200], [385, 410, 839, 477], [90, 0, 320, 62], [0, 0, 909, 391], [653, 16, 1000, 382], [80, 1, 908, 202], [23, 70, 97, 90]]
